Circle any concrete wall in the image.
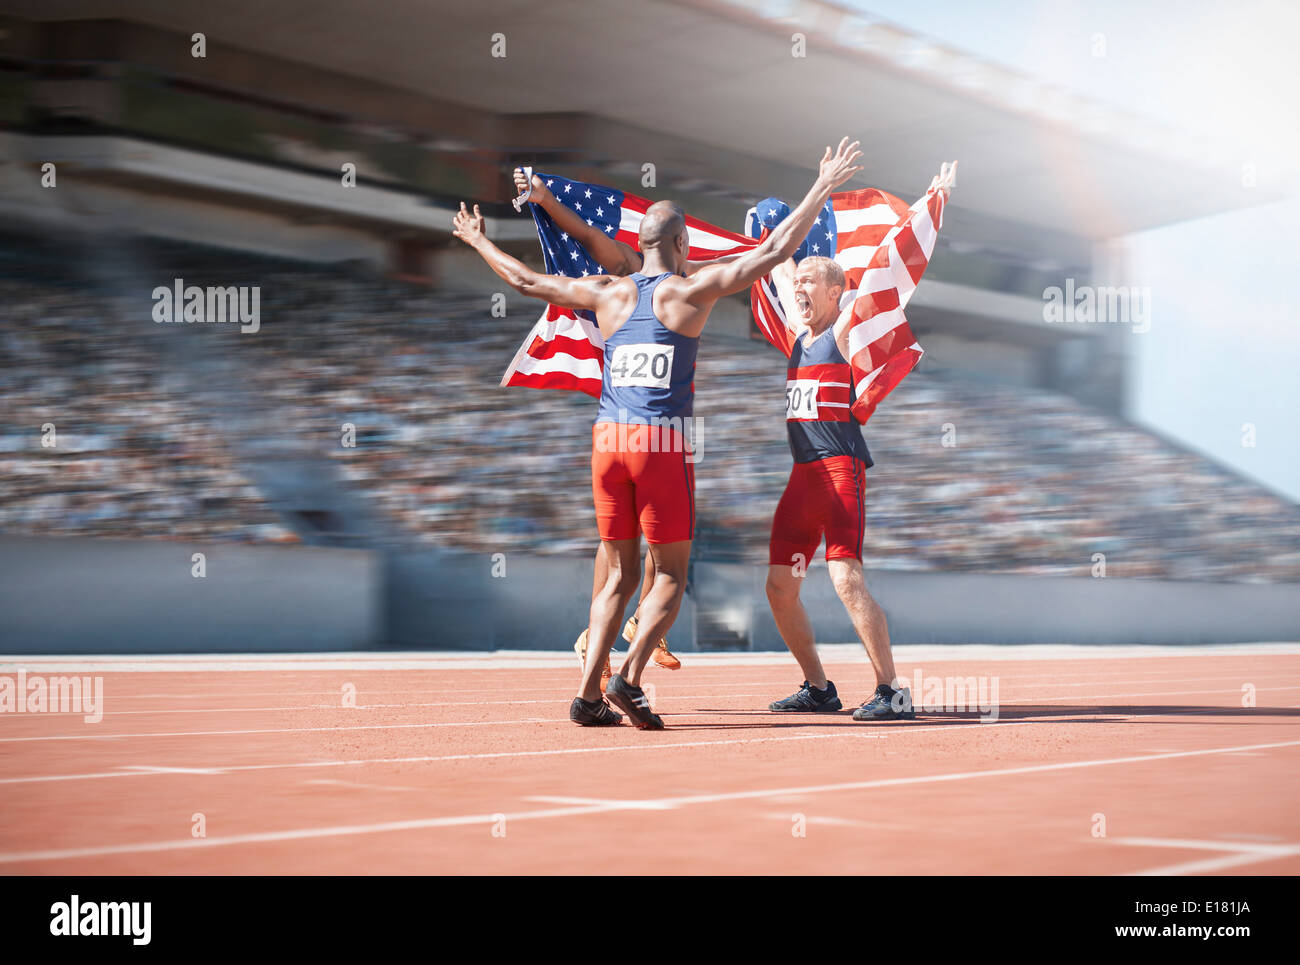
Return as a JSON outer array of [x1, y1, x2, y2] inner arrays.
[[386, 553, 1299, 650], [711, 562, 1300, 648], [3, 537, 1295, 653], [385, 547, 696, 651], [0, 536, 382, 653]]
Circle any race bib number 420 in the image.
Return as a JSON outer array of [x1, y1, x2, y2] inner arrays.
[[785, 379, 819, 419], [609, 343, 674, 388]]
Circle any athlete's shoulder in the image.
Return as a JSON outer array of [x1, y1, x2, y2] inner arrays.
[[600, 272, 639, 293]]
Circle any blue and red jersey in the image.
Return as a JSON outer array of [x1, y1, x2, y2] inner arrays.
[[595, 272, 697, 425], [784, 326, 873, 466]]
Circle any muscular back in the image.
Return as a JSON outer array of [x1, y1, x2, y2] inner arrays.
[[593, 268, 727, 341]]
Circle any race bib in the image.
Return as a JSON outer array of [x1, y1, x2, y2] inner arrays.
[[609, 343, 674, 388], [785, 379, 819, 420]]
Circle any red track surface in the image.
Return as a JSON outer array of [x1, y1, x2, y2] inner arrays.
[[2, 647, 1298, 875]]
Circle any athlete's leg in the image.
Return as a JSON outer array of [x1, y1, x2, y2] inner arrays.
[[586, 424, 639, 699], [583, 541, 657, 656], [617, 538, 690, 687], [636, 549, 656, 605], [625, 548, 682, 669], [766, 462, 828, 688], [590, 543, 606, 597], [765, 563, 829, 689], [592, 542, 652, 603], [592, 543, 650, 603], [581, 537, 640, 702], [827, 558, 896, 689], [615, 425, 691, 683]]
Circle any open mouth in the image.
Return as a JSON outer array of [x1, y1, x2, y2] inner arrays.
[[794, 293, 812, 317]]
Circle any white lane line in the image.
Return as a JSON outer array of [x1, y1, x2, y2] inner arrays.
[[1, 738, 1295, 865], [70, 670, 1300, 702], [4, 681, 1286, 742], [763, 813, 914, 830], [118, 765, 226, 775], [0, 732, 889, 785], [555, 739, 1300, 810], [303, 779, 420, 792], [0, 717, 576, 743], [1115, 836, 1297, 854], [996, 672, 1300, 689], [527, 796, 675, 811], [1003, 684, 1300, 704], [30, 672, 1300, 716], [4, 642, 1297, 673], [1112, 837, 1300, 876], [1129, 850, 1300, 875], [0, 707, 1268, 785], [0, 804, 626, 864], [6, 693, 785, 718]]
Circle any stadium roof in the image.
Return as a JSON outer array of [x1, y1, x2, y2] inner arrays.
[[4, 0, 1280, 241]]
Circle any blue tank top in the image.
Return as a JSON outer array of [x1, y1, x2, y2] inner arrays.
[[595, 272, 698, 425], [785, 326, 873, 466]]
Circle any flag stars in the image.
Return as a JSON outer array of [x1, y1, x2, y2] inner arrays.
[[546, 179, 554, 187], [586, 219, 594, 226], [574, 202, 582, 211], [560, 232, 569, 241], [584, 189, 592, 198], [595, 207, 603, 217], [607, 195, 616, 204], [563, 184, 572, 193]]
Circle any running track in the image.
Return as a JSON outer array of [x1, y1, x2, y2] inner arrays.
[[2, 644, 1298, 875]]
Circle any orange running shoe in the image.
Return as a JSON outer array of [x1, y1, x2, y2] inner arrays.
[[623, 616, 682, 670], [574, 627, 613, 692]]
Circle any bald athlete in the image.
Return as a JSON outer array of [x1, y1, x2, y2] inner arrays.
[[453, 138, 863, 728], [514, 166, 750, 685]]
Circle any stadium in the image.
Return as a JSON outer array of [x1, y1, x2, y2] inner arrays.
[[0, 0, 1297, 898]]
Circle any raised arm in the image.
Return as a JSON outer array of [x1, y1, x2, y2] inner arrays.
[[681, 138, 862, 303], [452, 202, 619, 311], [513, 169, 642, 277], [684, 252, 743, 276], [515, 169, 749, 278]]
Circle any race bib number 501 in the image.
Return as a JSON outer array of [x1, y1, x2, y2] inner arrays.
[[609, 343, 674, 388], [785, 379, 819, 419]]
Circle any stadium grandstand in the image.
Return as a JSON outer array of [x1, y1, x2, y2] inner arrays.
[[0, 0, 1295, 650]]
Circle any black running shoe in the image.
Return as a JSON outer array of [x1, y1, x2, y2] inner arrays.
[[768, 680, 843, 713], [851, 684, 915, 721], [604, 674, 665, 730], [569, 695, 623, 726]]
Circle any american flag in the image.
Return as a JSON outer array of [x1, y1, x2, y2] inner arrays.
[[749, 185, 947, 424], [500, 172, 756, 396]]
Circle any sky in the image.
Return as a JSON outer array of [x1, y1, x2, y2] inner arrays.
[[850, 0, 1300, 501]]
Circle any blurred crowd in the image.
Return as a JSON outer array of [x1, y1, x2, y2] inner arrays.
[[3, 242, 1298, 584], [0, 278, 292, 543]]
